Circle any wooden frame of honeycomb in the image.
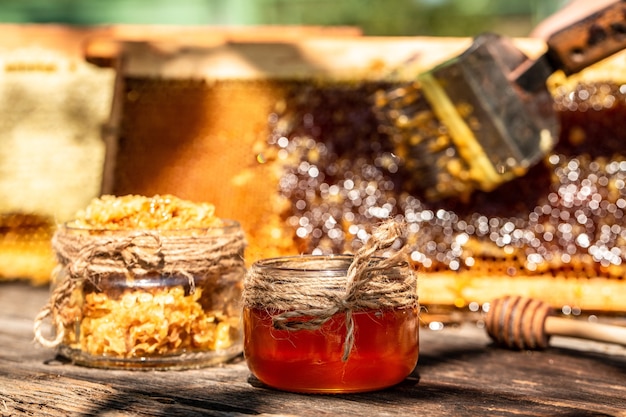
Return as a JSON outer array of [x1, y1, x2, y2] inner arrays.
[[89, 36, 626, 315]]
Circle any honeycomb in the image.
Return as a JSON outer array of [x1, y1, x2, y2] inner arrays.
[[104, 61, 626, 314], [265, 79, 626, 312], [0, 213, 56, 284]]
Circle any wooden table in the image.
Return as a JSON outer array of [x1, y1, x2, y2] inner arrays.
[[1, 281, 625, 416]]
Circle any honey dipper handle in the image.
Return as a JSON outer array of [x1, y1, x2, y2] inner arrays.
[[545, 316, 626, 347]]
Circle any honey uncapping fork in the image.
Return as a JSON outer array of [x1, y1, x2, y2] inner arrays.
[[486, 295, 626, 350], [378, 0, 626, 201]]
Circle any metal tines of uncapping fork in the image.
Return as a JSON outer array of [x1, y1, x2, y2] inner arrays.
[[485, 295, 626, 350], [376, 0, 626, 202]]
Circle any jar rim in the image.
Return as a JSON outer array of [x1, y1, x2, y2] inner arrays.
[[252, 254, 352, 272], [251, 254, 402, 272], [61, 218, 241, 233]]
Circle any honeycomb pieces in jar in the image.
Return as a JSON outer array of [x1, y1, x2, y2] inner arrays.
[[72, 194, 223, 230], [54, 194, 245, 367], [71, 285, 239, 358]]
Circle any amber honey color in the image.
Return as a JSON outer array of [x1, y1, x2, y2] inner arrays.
[[243, 306, 419, 393]]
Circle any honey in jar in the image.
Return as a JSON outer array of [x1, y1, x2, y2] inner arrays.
[[243, 250, 418, 393]]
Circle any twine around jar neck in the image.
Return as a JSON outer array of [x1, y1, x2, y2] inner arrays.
[[34, 224, 246, 348], [243, 219, 417, 361]]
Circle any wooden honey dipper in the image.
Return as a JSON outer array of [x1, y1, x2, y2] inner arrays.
[[485, 295, 626, 350]]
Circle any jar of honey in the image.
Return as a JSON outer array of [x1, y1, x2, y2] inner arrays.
[[243, 253, 418, 393], [34, 194, 247, 370]]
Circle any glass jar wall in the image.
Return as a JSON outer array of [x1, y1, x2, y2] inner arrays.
[[51, 221, 246, 370]]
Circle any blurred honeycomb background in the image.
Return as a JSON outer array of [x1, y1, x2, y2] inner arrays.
[[3, 0, 625, 321], [0, 0, 555, 285]]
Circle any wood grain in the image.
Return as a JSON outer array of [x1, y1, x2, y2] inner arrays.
[[1, 282, 625, 416]]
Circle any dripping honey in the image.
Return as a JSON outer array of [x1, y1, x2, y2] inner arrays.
[[244, 305, 419, 394]]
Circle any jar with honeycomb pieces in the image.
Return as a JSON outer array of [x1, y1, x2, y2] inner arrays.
[[243, 249, 418, 393], [34, 195, 246, 370]]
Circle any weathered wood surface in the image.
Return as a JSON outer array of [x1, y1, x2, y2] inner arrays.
[[1, 282, 625, 417]]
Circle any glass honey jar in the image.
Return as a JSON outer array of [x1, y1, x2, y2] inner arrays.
[[34, 194, 247, 370], [243, 254, 419, 393]]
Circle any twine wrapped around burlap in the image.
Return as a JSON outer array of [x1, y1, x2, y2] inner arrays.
[[33, 223, 246, 348], [243, 219, 417, 361]]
